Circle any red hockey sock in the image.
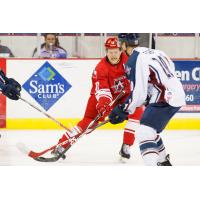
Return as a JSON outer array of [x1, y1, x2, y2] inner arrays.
[[58, 126, 83, 149], [123, 130, 135, 146], [77, 118, 98, 134], [58, 134, 69, 148]]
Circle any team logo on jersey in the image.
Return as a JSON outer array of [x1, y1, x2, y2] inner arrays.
[[23, 61, 72, 111], [112, 77, 126, 93]]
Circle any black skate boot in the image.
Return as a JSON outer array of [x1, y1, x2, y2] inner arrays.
[[157, 154, 172, 166], [51, 145, 66, 160], [119, 144, 131, 159]]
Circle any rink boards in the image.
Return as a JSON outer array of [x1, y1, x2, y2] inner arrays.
[[0, 58, 199, 130]]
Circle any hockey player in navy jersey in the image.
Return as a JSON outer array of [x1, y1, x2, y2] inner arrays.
[[109, 33, 186, 166], [0, 69, 21, 100]]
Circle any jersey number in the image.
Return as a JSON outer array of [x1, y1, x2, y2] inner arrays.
[[95, 82, 100, 92], [152, 56, 174, 78]]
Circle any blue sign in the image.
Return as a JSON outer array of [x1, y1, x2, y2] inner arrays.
[[23, 61, 72, 111], [174, 60, 200, 112]]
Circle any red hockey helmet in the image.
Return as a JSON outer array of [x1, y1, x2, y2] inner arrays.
[[104, 37, 120, 49]]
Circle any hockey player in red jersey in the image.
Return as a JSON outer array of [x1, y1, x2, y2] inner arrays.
[[52, 37, 144, 160]]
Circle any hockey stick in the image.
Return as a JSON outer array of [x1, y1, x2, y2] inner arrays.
[[16, 118, 110, 162], [32, 90, 125, 162], [16, 90, 125, 162], [19, 96, 72, 132], [21, 90, 124, 162]]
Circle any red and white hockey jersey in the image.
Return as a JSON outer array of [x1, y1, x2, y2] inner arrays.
[[91, 52, 130, 103]]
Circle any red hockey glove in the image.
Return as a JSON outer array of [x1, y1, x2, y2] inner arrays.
[[96, 97, 112, 120]]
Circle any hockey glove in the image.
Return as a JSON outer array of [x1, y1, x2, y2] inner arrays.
[[6, 78, 21, 93], [109, 105, 128, 124], [1, 84, 20, 100], [96, 97, 112, 120], [0, 70, 21, 91]]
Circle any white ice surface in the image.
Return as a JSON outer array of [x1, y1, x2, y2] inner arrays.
[[0, 129, 200, 165]]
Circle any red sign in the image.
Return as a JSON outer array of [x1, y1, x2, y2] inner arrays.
[[0, 58, 6, 128]]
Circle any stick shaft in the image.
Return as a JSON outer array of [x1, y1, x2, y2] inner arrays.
[[19, 96, 71, 131], [28, 118, 109, 158], [25, 90, 125, 159]]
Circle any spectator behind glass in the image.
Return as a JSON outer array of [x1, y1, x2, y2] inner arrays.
[[32, 33, 67, 58], [0, 40, 14, 57]]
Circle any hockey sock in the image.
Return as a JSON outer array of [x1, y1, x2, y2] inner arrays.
[[58, 134, 69, 148], [58, 126, 82, 148], [136, 125, 159, 166], [155, 135, 167, 163], [123, 131, 135, 146], [77, 118, 97, 133], [123, 119, 139, 146]]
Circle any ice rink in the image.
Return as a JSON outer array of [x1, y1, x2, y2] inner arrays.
[[0, 129, 199, 166]]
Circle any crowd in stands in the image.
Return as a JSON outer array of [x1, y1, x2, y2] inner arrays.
[[0, 33, 153, 58]]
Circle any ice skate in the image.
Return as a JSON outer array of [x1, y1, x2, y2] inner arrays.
[[119, 144, 131, 162], [51, 145, 66, 160], [157, 154, 172, 166]]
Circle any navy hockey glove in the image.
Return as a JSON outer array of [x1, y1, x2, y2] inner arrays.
[[1, 84, 20, 100], [0, 70, 21, 96], [109, 105, 128, 124], [6, 78, 21, 93]]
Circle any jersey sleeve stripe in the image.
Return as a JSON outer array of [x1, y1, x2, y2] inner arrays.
[[149, 65, 162, 84]]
